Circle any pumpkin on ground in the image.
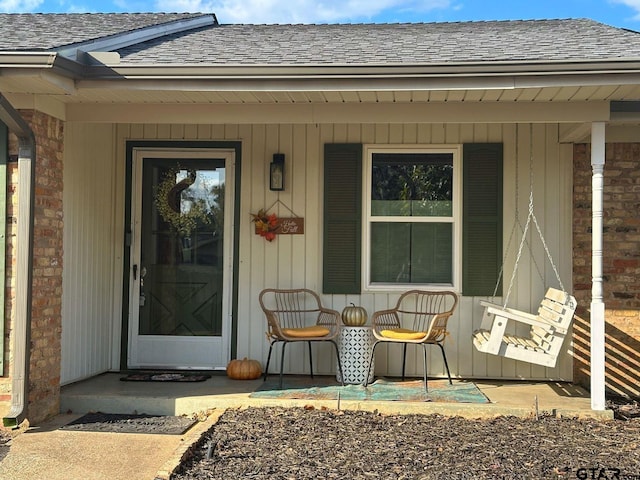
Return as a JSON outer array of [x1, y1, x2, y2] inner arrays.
[[341, 303, 368, 326], [226, 357, 262, 380]]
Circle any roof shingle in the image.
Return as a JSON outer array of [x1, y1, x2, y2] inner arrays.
[[2, 15, 640, 66], [0, 13, 204, 51], [114, 19, 640, 65]]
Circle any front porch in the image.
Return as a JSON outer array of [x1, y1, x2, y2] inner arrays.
[[60, 373, 612, 420]]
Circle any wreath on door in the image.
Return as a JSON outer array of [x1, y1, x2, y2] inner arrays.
[[154, 166, 211, 236]]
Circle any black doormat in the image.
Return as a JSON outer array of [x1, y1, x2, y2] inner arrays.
[[120, 372, 211, 382], [60, 412, 197, 435]]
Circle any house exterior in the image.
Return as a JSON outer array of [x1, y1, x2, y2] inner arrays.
[[0, 13, 638, 426]]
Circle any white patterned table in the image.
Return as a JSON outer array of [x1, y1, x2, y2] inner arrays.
[[336, 325, 374, 385]]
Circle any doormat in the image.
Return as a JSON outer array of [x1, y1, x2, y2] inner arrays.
[[250, 378, 490, 403], [120, 372, 211, 382], [60, 412, 197, 435]]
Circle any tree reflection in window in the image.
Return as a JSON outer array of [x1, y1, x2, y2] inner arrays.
[[371, 153, 453, 217], [370, 152, 455, 285]]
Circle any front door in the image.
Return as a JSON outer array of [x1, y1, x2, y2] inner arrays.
[[128, 148, 234, 370]]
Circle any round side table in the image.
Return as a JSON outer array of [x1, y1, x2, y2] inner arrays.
[[336, 325, 374, 385]]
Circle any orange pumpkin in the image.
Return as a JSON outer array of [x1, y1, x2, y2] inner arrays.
[[226, 357, 262, 380]]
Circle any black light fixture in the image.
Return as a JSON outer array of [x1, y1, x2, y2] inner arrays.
[[270, 153, 285, 191]]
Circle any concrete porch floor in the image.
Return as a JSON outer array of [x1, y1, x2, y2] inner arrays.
[[60, 372, 612, 420], [0, 373, 613, 480]]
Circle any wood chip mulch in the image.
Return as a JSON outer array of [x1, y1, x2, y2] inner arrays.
[[173, 404, 640, 480]]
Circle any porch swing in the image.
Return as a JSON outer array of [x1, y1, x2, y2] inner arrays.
[[472, 126, 577, 368]]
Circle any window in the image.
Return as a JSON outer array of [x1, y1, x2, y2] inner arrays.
[[323, 143, 501, 296], [363, 146, 461, 290]]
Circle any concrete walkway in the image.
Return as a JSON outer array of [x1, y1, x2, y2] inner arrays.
[[0, 375, 613, 480], [0, 413, 178, 480]]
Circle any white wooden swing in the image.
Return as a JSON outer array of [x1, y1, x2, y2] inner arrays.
[[472, 127, 577, 368]]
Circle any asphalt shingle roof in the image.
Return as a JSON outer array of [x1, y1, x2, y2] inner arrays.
[[112, 19, 640, 65], [2, 14, 640, 65], [0, 13, 203, 51]]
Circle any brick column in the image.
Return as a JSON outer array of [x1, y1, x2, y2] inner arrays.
[[3, 110, 64, 424], [573, 143, 640, 400]]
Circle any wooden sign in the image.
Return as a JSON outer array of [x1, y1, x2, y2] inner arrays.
[[277, 217, 304, 235], [254, 217, 304, 235]]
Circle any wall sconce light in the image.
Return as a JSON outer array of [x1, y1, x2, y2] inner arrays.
[[270, 153, 285, 191]]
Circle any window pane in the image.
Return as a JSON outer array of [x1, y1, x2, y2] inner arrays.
[[140, 160, 225, 336], [371, 153, 453, 217], [370, 223, 452, 284]]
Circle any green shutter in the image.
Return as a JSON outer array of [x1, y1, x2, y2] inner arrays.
[[323, 144, 362, 294], [462, 143, 503, 296]]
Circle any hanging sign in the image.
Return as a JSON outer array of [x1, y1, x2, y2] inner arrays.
[[254, 217, 304, 235], [251, 199, 305, 241], [278, 217, 304, 235]]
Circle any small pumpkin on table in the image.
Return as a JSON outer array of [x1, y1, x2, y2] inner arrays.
[[341, 303, 368, 326]]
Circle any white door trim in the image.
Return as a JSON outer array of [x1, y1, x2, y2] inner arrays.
[[127, 147, 235, 370]]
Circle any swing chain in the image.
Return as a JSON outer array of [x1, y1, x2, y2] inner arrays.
[[503, 197, 533, 309], [498, 125, 566, 309], [529, 196, 566, 294]]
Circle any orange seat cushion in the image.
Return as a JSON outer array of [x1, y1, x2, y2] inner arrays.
[[281, 326, 331, 338], [380, 328, 427, 340]]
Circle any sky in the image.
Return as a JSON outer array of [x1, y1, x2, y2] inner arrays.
[[3, 0, 640, 30]]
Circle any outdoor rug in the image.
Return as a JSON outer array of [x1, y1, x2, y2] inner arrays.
[[120, 372, 211, 382], [60, 412, 197, 435], [250, 378, 490, 403]]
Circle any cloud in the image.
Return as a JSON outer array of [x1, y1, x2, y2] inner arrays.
[[0, 0, 452, 21], [153, 0, 453, 24], [611, 0, 640, 20], [0, 0, 43, 12]]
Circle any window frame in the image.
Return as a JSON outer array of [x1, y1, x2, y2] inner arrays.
[[362, 144, 462, 292]]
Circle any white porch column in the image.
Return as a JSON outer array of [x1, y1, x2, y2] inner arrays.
[[590, 122, 606, 411]]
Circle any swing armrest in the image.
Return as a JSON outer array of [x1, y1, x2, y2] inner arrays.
[[480, 301, 556, 331], [480, 301, 538, 322]]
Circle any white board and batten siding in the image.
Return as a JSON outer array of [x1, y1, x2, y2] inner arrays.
[[60, 121, 574, 384], [61, 123, 119, 384]]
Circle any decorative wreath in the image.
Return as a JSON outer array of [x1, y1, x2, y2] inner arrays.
[[154, 166, 211, 236], [251, 208, 279, 242]]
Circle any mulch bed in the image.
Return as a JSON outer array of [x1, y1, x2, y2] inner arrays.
[[173, 403, 640, 480]]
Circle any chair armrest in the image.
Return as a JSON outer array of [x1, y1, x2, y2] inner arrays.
[[317, 308, 341, 326], [371, 308, 396, 317], [370, 310, 401, 338], [424, 311, 454, 339], [264, 311, 285, 339]]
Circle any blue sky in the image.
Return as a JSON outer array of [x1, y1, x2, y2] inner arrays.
[[3, 0, 640, 30]]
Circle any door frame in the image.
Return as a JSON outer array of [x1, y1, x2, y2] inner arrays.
[[122, 140, 242, 370]]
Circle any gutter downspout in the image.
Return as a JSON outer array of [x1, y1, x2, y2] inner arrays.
[[0, 94, 36, 428]]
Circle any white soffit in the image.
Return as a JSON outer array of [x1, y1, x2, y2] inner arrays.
[[40, 84, 640, 105]]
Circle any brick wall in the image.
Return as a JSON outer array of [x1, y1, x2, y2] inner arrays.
[[573, 143, 640, 399], [1, 110, 64, 424]]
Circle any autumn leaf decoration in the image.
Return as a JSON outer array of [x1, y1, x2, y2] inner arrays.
[[251, 208, 280, 242]]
